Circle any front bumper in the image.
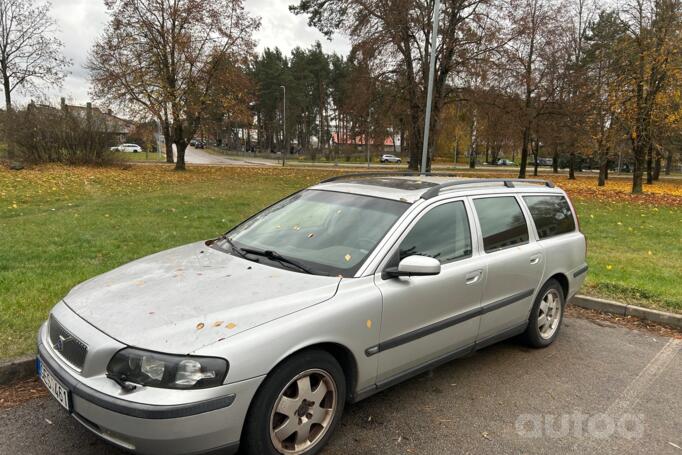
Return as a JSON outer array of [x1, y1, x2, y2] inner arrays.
[[38, 322, 264, 455]]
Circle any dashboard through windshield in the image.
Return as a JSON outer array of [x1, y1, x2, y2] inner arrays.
[[215, 190, 409, 276]]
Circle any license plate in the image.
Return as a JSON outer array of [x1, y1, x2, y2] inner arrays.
[[37, 357, 71, 412]]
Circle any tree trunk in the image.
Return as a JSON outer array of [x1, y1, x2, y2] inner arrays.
[[163, 125, 173, 163], [3, 72, 14, 161], [173, 119, 187, 170], [665, 149, 673, 175], [632, 142, 645, 193], [552, 144, 559, 174], [653, 152, 661, 181], [532, 136, 539, 177], [469, 111, 477, 169], [518, 126, 530, 179], [469, 150, 476, 169], [598, 157, 608, 186], [162, 111, 174, 163], [175, 141, 187, 170], [568, 152, 576, 180], [646, 142, 653, 184]]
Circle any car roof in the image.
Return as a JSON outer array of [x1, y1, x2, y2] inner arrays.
[[310, 174, 565, 203]]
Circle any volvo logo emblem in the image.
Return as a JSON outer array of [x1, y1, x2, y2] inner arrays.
[[54, 335, 70, 352]]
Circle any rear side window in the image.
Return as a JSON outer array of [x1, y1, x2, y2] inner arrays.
[[523, 195, 576, 239], [473, 197, 529, 252], [399, 201, 472, 264]]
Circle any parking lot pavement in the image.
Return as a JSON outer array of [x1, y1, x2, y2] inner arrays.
[[1, 316, 680, 455]]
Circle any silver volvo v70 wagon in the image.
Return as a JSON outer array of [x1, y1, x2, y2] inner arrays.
[[37, 175, 587, 455]]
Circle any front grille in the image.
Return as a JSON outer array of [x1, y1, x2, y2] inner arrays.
[[48, 315, 88, 371]]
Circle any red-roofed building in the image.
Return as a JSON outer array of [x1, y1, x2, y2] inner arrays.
[[331, 132, 400, 153]]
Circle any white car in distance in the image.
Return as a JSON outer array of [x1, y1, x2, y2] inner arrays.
[[111, 143, 143, 153], [380, 154, 402, 163]]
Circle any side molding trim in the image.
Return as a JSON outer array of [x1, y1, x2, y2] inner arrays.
[[365, 288, 535, 357], [573, 265, 589, 278]]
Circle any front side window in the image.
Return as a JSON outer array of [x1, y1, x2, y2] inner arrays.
[[398, 201, 472, 264], [523, 195, 576, 239], [217, 190, 408, 276], [473, 197, 529, 253]]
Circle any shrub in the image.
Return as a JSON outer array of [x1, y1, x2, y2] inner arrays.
[[8, 103, 117, 165]]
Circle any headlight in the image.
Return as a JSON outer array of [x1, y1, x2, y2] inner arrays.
[[107, 348, 228, 389]]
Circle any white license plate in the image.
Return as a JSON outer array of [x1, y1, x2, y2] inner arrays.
[[38, 358, 71, 411]]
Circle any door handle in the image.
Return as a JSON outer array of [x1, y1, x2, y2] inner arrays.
[[530, 254, 542, 265], [465, 270, 482, 285]]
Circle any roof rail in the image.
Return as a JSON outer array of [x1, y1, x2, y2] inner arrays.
[[421, 178, 555, 200], [320, 172, 458, 183]]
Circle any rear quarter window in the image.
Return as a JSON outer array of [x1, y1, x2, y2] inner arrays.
[[523, 195, 576, 239], [473, 196, 529, 253]]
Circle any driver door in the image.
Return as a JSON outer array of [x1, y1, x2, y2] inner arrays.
[[372, 199, 487, 384]]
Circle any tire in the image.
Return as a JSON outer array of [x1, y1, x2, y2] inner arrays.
[[523, 279, 565, 348], [242, 350, 346, 455]]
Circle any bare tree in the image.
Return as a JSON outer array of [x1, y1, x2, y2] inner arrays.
[[89, 0, 258, 170], [0, 0, 69, 111], [499, 0, 568, 178]]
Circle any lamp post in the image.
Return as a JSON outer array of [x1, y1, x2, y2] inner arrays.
[[367, 107, 372, 168], [421, 0, 441, 175], [280, 85, 286, 166]]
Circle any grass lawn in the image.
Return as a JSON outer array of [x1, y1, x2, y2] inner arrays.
[[1, 164, 681, 360], [113, 151, 166, 162]]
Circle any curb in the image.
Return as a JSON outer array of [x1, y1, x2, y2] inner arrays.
[[570, 295, 682, 329], [0, 356, 35, 386]]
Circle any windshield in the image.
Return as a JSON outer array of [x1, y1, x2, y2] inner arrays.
[[216, 190, 409, 276]]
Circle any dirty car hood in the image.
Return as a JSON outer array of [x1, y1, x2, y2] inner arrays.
[[63, 242, 341, 354]]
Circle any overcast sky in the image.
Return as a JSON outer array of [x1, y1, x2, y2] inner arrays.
[[25, 0, 350, 106]]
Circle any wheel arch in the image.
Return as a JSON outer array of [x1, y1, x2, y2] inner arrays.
[[260, 341, 359, 403], [546, 272, 569, 300]]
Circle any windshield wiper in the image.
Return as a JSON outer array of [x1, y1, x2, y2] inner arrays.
[[217, 235, 250, 260], [240, 248, 313, 274]]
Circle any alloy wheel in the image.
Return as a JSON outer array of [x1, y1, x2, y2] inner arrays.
[[269, 369, 338, 454], [537, 289, 562, 339]]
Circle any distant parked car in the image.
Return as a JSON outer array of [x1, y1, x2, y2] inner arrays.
[[380, 154, 401, 163], [536, 158, 553, 167], [497, 159, 515, 166], [110, 143, 142, 153], [190, 139, 206, 149]]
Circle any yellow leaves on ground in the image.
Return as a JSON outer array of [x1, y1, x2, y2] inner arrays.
[[0, 164, 338, 213], [1, 164, 682, 212]]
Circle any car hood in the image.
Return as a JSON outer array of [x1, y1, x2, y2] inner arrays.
[[63, 241, 341, 354]]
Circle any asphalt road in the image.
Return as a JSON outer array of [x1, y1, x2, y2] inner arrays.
[[183, 146, 274, 166], [1, 316, 680, 455]]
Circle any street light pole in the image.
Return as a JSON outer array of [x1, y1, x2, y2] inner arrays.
[[421, 0, 441, 175], [367, 107, 371, 169], [281, 85, 286, 167]]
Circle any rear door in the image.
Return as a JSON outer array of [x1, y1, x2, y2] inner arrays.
[[470, 195, 544, 343], [522, 193, 586, 298], [373, 199, 487, 383]]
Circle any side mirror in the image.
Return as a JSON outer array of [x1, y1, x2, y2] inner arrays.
[[382, 255, 441, 279]]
